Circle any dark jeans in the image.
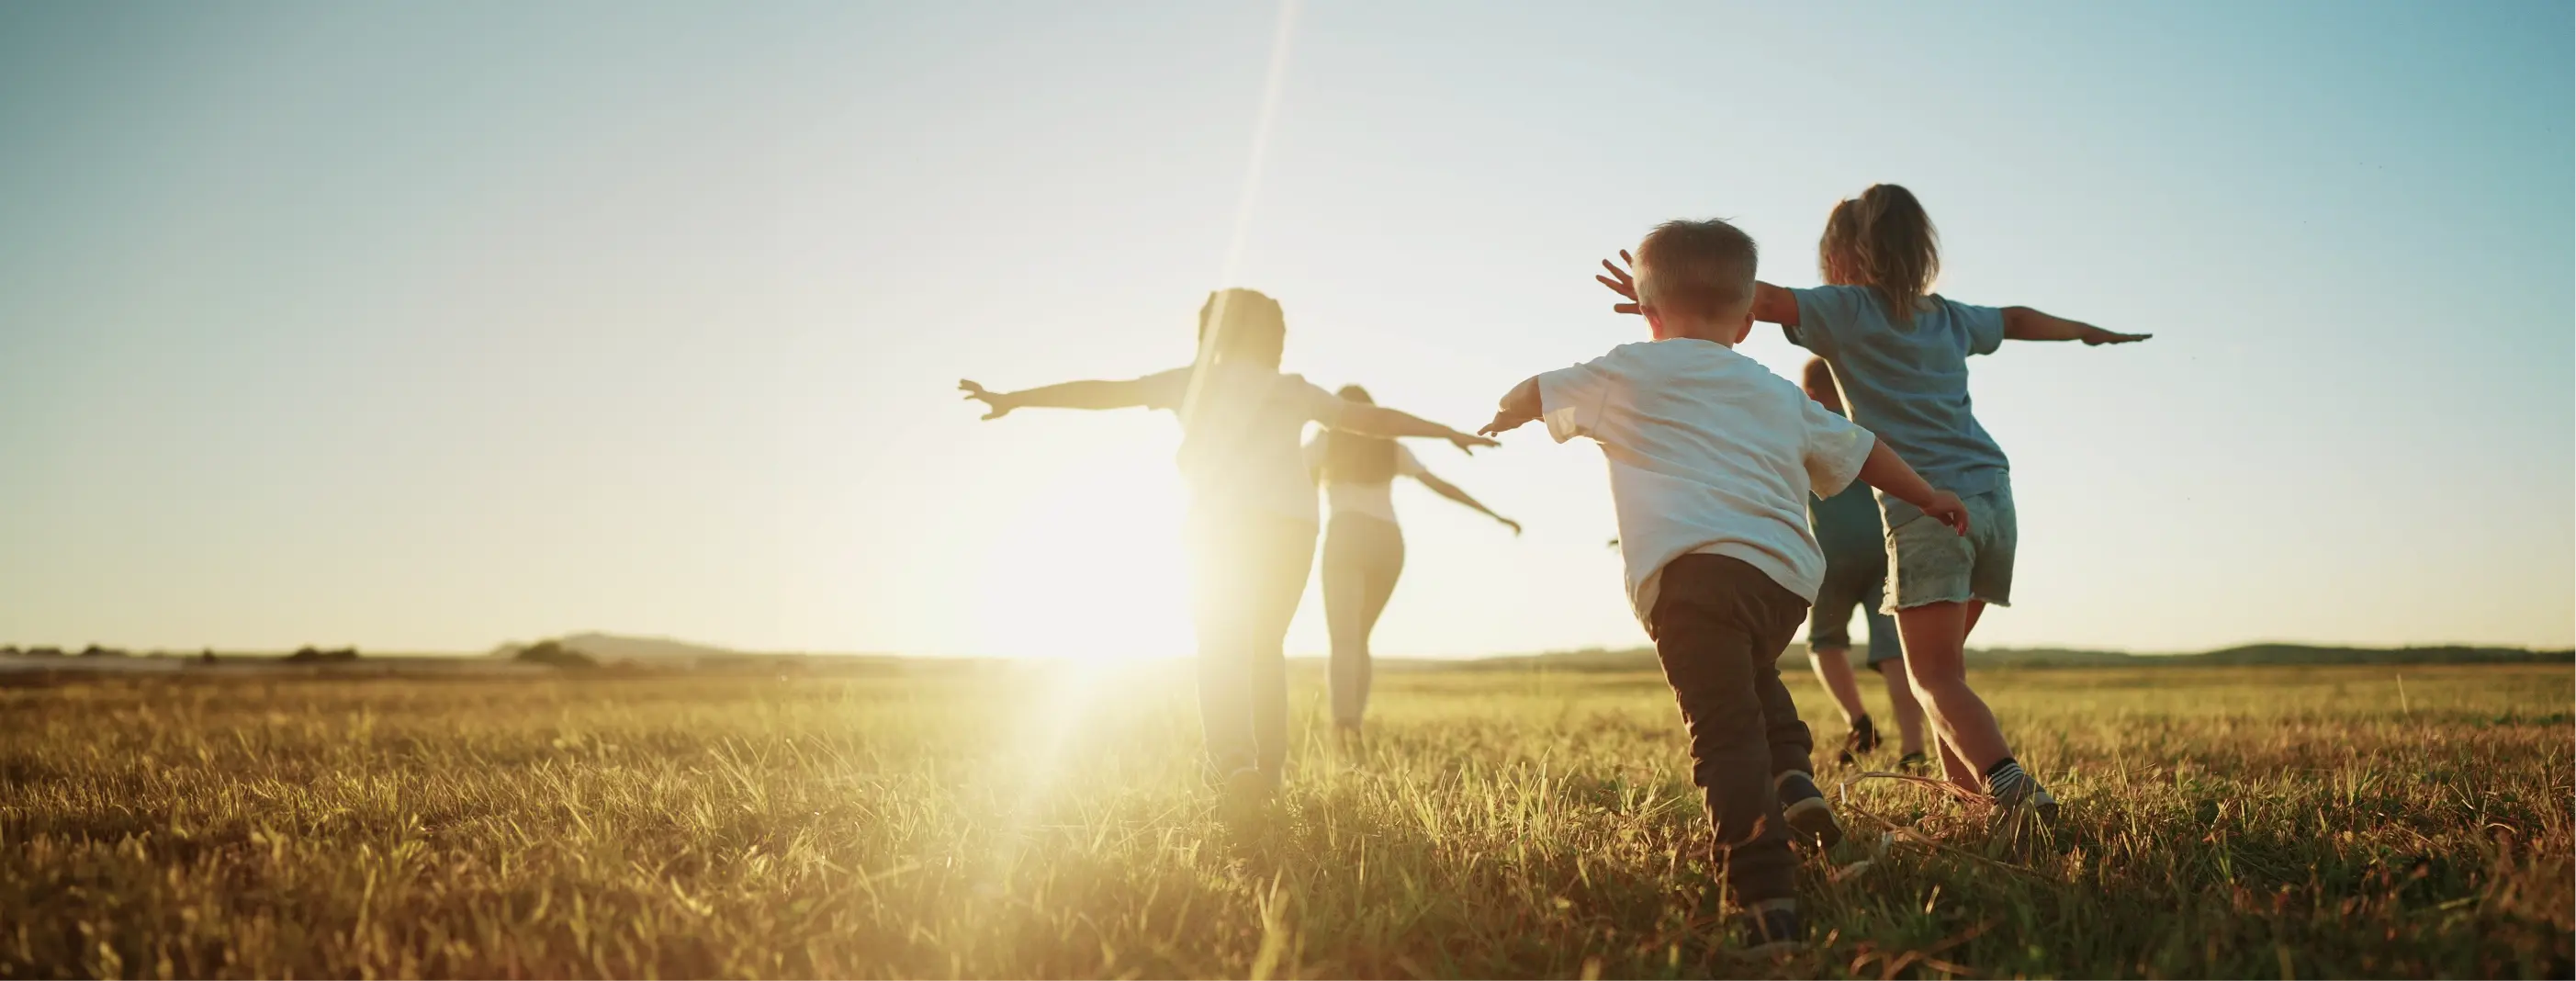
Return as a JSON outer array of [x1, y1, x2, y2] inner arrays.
[[1187, 512, 1318, 780], [1648, 553, 1816, 906]]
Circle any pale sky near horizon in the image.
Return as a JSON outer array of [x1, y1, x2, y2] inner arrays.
[[2, 2, 2569, 658]]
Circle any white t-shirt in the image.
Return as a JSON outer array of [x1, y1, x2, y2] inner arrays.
[[1135, 362, 1348, 526], [1534, 338, 1875, 626], [1301, 436, 1426, 524]]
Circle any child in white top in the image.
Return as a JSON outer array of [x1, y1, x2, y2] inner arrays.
[[1594, 185, 2147, 818], [1482, 219, 1964, 954], [959, 288, 1493, 795]]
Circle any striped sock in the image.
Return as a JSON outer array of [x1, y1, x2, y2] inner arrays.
[[1984, 757, 2034, 800]]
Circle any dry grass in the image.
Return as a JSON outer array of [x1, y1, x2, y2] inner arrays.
[[1, 662, 2567, 978]]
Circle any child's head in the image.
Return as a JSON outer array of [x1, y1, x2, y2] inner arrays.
[[1836, 184, 1940, 321], [1799, 356, 1843, 413], [1197, 288, 1286, 368], [1633, 219, 1759, 344]]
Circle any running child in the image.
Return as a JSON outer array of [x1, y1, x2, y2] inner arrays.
[[1484, 219, 1968, 953], [958, 288, 1495, 797], [1800, 355, 1928, 771], [1595, 185, 2148, 819]]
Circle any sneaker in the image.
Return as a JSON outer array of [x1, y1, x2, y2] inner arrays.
[[1735, 899, 1804, 956], [1774, 771, 1843, 849], [1835, 716, 1879, 766], [1895, 751, 1929, 774]]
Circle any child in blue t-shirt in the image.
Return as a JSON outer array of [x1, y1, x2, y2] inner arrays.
[[1595, 186, 2147, 821]]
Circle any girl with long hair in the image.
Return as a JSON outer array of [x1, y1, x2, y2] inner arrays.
[[959, 288, 1494, 796], [1305, 384, 1520, 739], [1596, 186, 2148, 820]]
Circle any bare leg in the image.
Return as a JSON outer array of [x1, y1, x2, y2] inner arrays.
[[1874, 662, 1927, 756], [1805, 646, 1869, 727], [1896, 600, 2012, 792]]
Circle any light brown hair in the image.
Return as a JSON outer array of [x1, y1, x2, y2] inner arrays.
[[1848, 184, 1940, 322], [1634, 219, 1759, 329], [1196, 288, 1286, 367], [1799, 356, 1843, 413], [1817, 197, 1861, 286], [1323, 385, 1397, 483]]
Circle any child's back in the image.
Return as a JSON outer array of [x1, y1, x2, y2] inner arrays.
[[1786, 284, 2008, 500], [1535, 337, 1871, 624]]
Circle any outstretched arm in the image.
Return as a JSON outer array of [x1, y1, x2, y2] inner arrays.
[[2001, 307, 2150, 345], [957, 378, 1154, 420], [1479, 377, 1543, 437], [1854, 439, 1971, 536], [1413, 471, 1520, 535], [1333, 401, 1498, 454], [1750, 282, 1799, 326]]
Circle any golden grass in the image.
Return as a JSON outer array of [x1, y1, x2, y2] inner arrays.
[[1, 662, 2567, 978]]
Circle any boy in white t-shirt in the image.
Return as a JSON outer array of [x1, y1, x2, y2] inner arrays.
[[1480, 220, 1967, 954]]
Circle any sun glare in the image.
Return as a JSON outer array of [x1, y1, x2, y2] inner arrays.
[[970, 464, 1195, 661]]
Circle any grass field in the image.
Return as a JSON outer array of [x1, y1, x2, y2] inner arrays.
[[1, 662, 2568, 979]]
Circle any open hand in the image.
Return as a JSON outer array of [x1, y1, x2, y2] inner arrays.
[[1447, 430, 1501, 454], [1596, 250, 1642, 315], [2080, 326, 2152, 345], [1919, 490, 1972, 536], [958, 379, 1016, 420], [1478, 411, 1532, 438]]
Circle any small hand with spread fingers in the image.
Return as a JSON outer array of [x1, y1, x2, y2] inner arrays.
[[1595, 250, 1642, 315], [957, 380, 1017, 420]]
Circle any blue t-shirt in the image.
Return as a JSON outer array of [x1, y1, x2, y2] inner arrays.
[[1809, 473, 1886, 567], [1786, 285, 2011, 498]]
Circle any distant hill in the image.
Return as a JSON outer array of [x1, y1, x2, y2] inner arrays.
[[489, 632, 744, 668], [1410, 642, 2570, 672], [2192, 643, 2570, 665]]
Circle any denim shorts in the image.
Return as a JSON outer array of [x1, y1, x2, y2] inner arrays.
[[1878, 476, 2016, 613], [1807, 554, 1902, 666]]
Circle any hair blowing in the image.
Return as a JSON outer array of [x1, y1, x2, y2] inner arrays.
[[1323, 385, 1398, 484], [1850, 184, 1940, 322]]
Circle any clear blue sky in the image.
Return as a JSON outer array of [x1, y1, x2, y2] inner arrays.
[[2, 1, 2568, 657]]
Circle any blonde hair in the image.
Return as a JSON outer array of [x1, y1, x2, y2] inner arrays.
[[1848, 184, 1940, 323], [1633, 219, 1759, 329], [1196, 288, 1286, 367], [1817, 198, 1861, 286]]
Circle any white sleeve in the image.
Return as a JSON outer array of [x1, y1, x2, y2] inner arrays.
[[1801, 398, 1875, 497], [1394, 444, 1425, 478], [1288, 375, 1349, 427], [1534, 356, 1617, 444]]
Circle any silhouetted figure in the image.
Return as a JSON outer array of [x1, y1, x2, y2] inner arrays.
[[960, 288, 1494, 797], [1306, 384, 1518, 739]]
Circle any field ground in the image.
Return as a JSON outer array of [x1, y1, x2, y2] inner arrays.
[[1, 662, 2568, 979]]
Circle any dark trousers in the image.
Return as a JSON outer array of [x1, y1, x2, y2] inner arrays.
[[1187, 513, 1318, 779], [1648, 553, 1817, 906]]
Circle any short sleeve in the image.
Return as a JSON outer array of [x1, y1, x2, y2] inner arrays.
[[1533, 356, 1616, 443], [1393, 444, 1425, 478], [1799, 397, 1875, 497], [1285, 375, 1349, 427], [1131, 366, 1195, 411], [1947, 298, 2006, 355], [1786, 286, 1867, 358]]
